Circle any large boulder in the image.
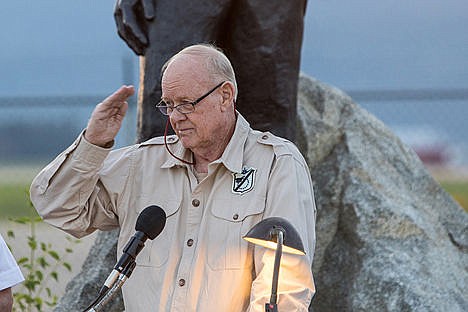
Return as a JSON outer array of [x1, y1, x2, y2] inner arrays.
[[297, 74, 467, 311]]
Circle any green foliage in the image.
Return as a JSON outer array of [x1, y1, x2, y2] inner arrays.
[[6, 201, 80, 312], [0, 183, 35, 218], [440, 181, 468, 212]]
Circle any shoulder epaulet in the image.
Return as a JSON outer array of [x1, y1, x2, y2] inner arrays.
[[138, 135, 179, 147], [256, 132, 293, 157]]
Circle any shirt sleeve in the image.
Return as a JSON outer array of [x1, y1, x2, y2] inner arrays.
[[248, 150, 316, 311], [30, 133, 133, 238], [0, 234, 24, 290]]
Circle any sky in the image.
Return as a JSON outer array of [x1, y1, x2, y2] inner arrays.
[[302, 0, 468, 90], [0, 0, 467, 96], [0, 1, 125, 96], [0, 0, 467, 166]]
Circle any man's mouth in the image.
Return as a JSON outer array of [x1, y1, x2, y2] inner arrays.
[[178, 128, 192, 135]]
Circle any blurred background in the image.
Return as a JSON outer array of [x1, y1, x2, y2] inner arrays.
[[0, 0, 467, 307], [2, 0, 466, 215]]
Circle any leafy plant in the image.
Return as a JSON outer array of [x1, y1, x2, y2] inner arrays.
[[6, 206, 79, 312]]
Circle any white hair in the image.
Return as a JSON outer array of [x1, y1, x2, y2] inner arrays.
[[162, 44, 238, 99]]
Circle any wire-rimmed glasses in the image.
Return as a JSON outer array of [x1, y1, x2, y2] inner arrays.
[[156, 81, 225, 115]]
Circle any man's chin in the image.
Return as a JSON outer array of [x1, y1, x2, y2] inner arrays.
[[179, 136, 194, 149]]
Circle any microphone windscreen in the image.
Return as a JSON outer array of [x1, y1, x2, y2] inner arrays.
[[135, 205, 166, 240]]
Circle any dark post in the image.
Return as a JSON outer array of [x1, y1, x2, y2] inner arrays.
[[114, 0, 308, 142]]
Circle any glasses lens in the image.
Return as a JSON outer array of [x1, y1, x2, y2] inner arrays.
[[177, 103, 195, 114], [156, 101, 170, 115], [156, 101, 195, 115]]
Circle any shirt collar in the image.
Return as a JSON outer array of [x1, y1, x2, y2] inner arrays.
[[212, 112, 250, 173], [161, 112, 250, 173], [160, 139, 193, 169]]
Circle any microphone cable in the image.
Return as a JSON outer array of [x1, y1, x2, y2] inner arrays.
[[163, 118, 194, 165]]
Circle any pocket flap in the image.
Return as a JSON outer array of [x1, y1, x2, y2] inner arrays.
[[211, 195, 265, 222]]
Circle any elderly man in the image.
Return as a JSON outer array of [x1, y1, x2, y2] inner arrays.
[[31, 44, 316, 311]]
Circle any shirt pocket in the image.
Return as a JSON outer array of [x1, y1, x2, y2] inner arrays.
[[207, 195, 266, 271], [134, 197, 181, 268]]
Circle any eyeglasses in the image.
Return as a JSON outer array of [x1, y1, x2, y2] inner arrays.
[[156, 81, 225, 116]]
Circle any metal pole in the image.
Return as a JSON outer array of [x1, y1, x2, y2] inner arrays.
[[266, 229, 284, 312]]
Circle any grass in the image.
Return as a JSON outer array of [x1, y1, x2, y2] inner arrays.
[[0, 182, 39, 219], [0, 164, 42, 219], [439, 181, 468, 212]]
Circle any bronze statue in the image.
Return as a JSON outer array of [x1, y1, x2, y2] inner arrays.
[[114, 0, 308, 142]]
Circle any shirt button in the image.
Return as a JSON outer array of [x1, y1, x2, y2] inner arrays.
[[192, 199, 200, 207], [262, 134, 268, 140], [187, 239, 194, 247], [178, 279, 186, 287], [233, 213, 239, 220]]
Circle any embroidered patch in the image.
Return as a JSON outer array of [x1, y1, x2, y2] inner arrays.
[[232, 166, 257, 195]]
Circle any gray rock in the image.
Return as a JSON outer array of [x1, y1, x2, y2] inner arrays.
[[297, 74, 468, 312], [54, 230, 124, 312]]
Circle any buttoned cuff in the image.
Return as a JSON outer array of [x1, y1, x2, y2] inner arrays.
[[72, 132, 112, 167]]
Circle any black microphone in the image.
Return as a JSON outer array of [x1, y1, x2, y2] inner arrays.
[[100, 205, 166, 294]]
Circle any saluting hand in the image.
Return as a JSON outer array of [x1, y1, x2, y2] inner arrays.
[[85, 85, 135, 147]]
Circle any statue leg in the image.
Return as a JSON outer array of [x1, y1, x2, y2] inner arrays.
[[137, 0, 232, 142], [223, 0, 307, 141]]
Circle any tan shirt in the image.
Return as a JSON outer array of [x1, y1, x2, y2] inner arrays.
[[30, 114, 316, 311]]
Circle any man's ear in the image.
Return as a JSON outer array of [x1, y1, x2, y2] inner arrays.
[[220, 82, 235, 111]]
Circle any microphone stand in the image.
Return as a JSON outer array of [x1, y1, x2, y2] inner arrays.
[[84, 261, 136, 312], [265, 230, 283, 312]]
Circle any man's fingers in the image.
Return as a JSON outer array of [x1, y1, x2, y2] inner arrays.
[[109, 100, 129, 117], [85, 87, 131, 147], [101, 85, 135, 108], [115, 85, 135, 100]]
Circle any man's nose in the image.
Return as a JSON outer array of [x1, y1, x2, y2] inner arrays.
[[169, 108, 187, 123]]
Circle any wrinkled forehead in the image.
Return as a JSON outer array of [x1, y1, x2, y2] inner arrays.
[[162, 54, 211, 88]]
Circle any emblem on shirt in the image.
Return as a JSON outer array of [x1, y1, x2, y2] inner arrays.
[[232, 166, 257, 195]]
